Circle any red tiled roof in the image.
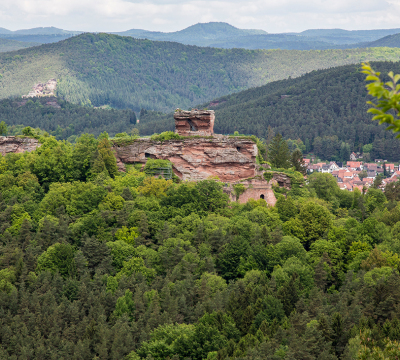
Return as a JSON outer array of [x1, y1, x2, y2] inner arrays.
[[347, 161, 362, 168]]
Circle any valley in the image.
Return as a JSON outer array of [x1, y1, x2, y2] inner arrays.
[[2, 19, 400, 360], [1, 33, 400, 113]]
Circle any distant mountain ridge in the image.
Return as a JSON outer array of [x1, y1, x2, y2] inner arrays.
[[299, 28, 400, 44], [0, 26, 81, 35], [113, 22, 400, 49], [115, 22, 267, 42], [2, 33, 400, 113], [1, 23, 400, 50], [0, 26, 82, 45]]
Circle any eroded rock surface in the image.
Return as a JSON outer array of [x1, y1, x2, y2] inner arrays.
[[271, 172, 292, 190], [174, 109, 215, 136], [0, 136, 41, 156], [113, 137, 257, 182], [23, 79, 57, 98]]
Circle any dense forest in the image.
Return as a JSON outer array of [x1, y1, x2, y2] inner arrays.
[[1, 34, 400, 112], [0, 97, 137, 140], [2, 130, 400, 359], [138, 61, 400, 161]]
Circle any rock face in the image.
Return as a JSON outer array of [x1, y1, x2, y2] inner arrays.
[[174, 109, 214, 136], [113, 110, 281, 206], [23, 79, 57, 98], [113, 137, 258, 182], [0, 136, 41, 156], [271, 172, 292, 190]]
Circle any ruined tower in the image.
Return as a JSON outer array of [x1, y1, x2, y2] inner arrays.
[[174, 109, 215, 136]]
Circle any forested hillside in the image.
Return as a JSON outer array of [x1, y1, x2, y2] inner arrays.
[[2, 131, 400, 358], [0, 39, 39, 53], [299, 28, 400, 44], [0, 97, 136, 139], [364, 33, 400, 48], [1, 33, 400, 112], [0, 27, 81, 45], [115, 23, 400, 50], [138, 61, 400, 161], [115, 22, 337, 50]]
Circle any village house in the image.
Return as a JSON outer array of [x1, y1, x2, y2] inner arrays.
[[321, 164, 330, 173], [385, 163, 395, 173], [329, 161, 340, 172], [347, 161, 363, 170], [350, 152, 359, 161], [367, 170, 376, 179], [307, 164, 320, 173]]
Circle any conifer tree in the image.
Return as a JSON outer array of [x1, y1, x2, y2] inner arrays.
[[268, 134, 291, 169], [291, 148, 307, 174]]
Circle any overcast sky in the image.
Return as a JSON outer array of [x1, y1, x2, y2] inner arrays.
[[1, 0, 400, 33]]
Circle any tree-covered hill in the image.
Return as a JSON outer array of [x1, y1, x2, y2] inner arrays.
[[137, 61, 400, 161], [364, 33, 400, 48], [0, 97, 136, 140], [0, 27, 81, 45], [2, 130, 400, 358], [115, 23, 400, 50], [115, 22, 268, 43], [116, 22, 335, 50], [0, 38, 39, 53], [299, 28, 400, 44], [2, 33, 400, 112]]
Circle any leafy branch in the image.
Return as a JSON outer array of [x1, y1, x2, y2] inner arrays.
[[362, 62, 400, 137]]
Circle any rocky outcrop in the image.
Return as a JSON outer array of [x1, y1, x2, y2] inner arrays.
[[113, 136, 257, 182], [271, 172, 292, 190], [0, 136, 41, 156], [23, 79, 57, 98], [174, 109, 214, 136]]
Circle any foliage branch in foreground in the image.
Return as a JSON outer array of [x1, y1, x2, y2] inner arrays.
[[362, 62, 400, 137]]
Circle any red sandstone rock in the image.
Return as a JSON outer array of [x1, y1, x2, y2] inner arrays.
[[23, 79, 57, 98], [0, 136, 41, 156], [113, 137, 257, 182], [174, 109, 214, 136]]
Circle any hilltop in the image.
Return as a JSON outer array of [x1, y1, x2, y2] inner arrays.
[[115, 22, 400, 50], [0, 26, 81, 45], [299, 28, 400, 44], [138, 61, 400, 161], [2, 23, 400, 50], [362, 33, 400, 48], [2, 33, 400, 112]]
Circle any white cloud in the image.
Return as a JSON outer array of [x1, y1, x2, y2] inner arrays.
[[0, 0, 399, 33]]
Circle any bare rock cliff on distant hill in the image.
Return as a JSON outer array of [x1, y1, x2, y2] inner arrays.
[[23, 79, 57, 98]]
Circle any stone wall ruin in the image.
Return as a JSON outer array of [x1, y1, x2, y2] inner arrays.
[[174, 109, 214, 136]]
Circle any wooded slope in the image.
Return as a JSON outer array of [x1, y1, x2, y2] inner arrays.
[[138, 61, 400, 161], [0, 97, 136, 139], [2, 33, 400, 112]]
